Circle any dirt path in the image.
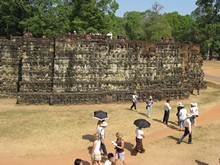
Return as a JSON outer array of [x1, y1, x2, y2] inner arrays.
[[1, 102, 220, 165], [205, 74, 220, 82]]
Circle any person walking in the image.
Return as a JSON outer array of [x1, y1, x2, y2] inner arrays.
[[190, 103, 199, 126], [130, 93, 138, 111], [178, 114, 193, 144], [163, 99, 172, 125], [178, 103, 187, 131], [134, 127, 145, 154], [114, 132, 126, 165], [197, 80, 201, 96], [97, 121, 108, 158], [91, 133, 101, 165], [146, 96, 153, 118]]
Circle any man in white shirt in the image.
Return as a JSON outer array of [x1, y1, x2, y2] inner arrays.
[[163, 99, 172, 125], [178, 103, 187, 131]]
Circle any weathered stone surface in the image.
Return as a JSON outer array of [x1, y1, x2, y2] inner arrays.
[[0, 34, 206, 104]]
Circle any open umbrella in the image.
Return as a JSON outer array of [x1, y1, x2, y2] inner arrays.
[[134, 119, 151, 128], [93, 110, 108, 120]]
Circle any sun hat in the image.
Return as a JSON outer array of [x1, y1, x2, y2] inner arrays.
[[190, 103, 196, 107], [177, 102, 184, 107], [101, 121, 108, 127]]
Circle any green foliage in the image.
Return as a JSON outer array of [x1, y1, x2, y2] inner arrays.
[[192, 0, 220, 59], [124, 11, 145, 40]]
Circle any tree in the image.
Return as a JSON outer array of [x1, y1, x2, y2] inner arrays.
[[144, 2, 172, 41], [124, 11, 145, 40], [192, 0, 220, 59], [164, 12, 196, 42]]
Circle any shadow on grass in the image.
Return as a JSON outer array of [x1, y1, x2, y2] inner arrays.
[[87, 146, 93, 154], [138, 112, 147, 118], [195, 160, 209, 165], [168, 135, 180, 143], [152, 118, 163, 123], [82, 134, 93, 142], [169, 121, 178, 126], [124, 142, 137, 156], [82, 160, 91, 165]]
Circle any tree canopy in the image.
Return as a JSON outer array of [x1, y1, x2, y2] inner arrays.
[[0, 0, 219, 59]]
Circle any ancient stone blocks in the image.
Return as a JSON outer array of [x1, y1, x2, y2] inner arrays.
[[0, 35, 206, 104]]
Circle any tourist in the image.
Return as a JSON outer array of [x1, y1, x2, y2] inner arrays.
[[190, 103, 199, 126], [104, 153, 114, 165], [91, 133, 101, 165], [178, 103, 187, 131], [146, 96, 153, 118], [97, 120, 105, 130], [114, 132, 126, 165], [97, 121, 108, 158], [176, 102, 182, 124], [130, 93, 138, 111], [74, 158, 83, 165], [163, 99, 172, 125], [178, 114, 193, 144], [197, 80, 201, 96], [134, 127, 145, 154]]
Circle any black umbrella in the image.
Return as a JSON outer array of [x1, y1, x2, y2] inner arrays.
[[134, 119, 151, 128], [93, 110, 108, 120]]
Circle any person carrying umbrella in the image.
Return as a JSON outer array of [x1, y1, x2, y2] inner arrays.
[[133, 119, 150, 154], [97, 121, 108, 158]]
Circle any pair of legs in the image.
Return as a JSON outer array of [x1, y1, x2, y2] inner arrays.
[[163, 110, 170, 124], [146, 106, 152, 117], [115, 151, 126, 165], [179, 120, 184, 131], [130, 101, 137, 111], [92, 154, 101, 165], [134, 137, 145, 153], [101, 143, 107, 157], [178, 127, 192, 144]]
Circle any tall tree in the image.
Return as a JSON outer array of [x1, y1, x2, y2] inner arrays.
[[192, 0, 220, 59], [144, 2, 172, 41], [164, 12, 196, 42], [124, 11, 145, 40]]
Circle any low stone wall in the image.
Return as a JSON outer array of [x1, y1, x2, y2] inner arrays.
[[0, 34, 206, 104]]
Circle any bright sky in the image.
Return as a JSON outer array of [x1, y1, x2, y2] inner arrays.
[[115, 0, 198, 17]]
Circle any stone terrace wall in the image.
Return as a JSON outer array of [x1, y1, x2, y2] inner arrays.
[[0, 34, 206, 104]]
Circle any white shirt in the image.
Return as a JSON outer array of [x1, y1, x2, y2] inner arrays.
[[94, 140, 101, 154], [179, 108, 187, 121], [184, 118, 192, 133], [164, 102, 171, 111], [136, 128, 144, 139], [190, 106, 199, 116], [104, 160, 112, 165], [97, 126, 105, 139]]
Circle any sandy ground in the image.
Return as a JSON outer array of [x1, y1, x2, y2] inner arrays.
[[0, 60, 220, 165]]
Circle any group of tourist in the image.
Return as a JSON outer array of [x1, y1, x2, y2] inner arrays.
[[74, 94, 199, 165]]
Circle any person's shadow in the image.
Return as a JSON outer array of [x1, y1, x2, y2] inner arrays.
[[195, 160, 209, 165], [124, 142, 137, 156], [87, 146, 93, 154], [82, 134, 94, 142], [152, 118, 163, 123], [82, 160, 91, 165]]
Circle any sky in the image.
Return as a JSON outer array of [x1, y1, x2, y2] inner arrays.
[[115, 0, 198, 17]]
